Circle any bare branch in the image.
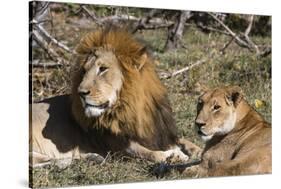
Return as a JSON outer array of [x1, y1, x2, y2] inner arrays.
[[100, 15, 139, 22], [259, 46, 271, 58], [208, 13, 251, 49], [245, 15, 254, 36], [132, 9, 164, 33], [32, 30, 62, 63], [220, 36, 235, 54], [196, 23, 231, 36], [30, 60, 66, 68], [32, 19, 74, 54], [80, 5, 103, 26], [243, 15, 260, 55], [165, 11, 192, 51], [160, 58, 207, 79]]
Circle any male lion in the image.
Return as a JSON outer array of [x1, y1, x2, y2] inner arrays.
[[183, 85, 272, 177], [30, 28, 200, 167]]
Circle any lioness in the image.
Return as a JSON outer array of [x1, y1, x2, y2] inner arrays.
[[183, 85, 271, 177], [30, 28, 200, 167]]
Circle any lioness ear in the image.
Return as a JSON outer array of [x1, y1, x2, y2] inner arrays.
[[225, 85, 244, 107], [194, 82, 209, 95]]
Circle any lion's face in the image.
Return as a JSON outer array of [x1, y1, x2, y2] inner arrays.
[[195, 86, 243, 141], [78, 49, 123, 117]]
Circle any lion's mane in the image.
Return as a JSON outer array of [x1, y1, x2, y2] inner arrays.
[[71, 28, 178, 151]]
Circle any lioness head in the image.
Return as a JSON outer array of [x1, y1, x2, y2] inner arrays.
[[77, 49, 123, 117], [195, 86, 244, 141]]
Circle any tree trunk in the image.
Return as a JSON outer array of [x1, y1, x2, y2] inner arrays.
[[164, 11, 191, 51]]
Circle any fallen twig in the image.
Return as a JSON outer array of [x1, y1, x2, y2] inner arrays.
[[160, 59, 207, 79], [30, 60, 67, 68]]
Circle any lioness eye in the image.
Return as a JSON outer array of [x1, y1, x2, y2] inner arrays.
[[99, 66, 108, 75], [213, 105, 221, 111]]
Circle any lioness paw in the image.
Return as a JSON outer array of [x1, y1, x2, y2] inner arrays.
[[183, 165, 207, 178]]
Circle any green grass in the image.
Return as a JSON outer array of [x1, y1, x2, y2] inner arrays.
[[31, 9, 271, 188]]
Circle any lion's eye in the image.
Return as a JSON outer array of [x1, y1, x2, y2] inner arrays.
[[99, 66, 108, 75], [197, 99, 204, 111], [81, 68, 86, 75], [213, 105, 221, 111]]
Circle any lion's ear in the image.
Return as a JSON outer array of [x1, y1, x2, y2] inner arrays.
[[225, 85, 244, 107], [136, 52, 147, 71]]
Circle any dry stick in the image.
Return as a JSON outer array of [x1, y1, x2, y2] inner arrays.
[[259, 47, 271, 58], [132, 9, 164, 33], [32, 30, 62, 63], [135, 23, 172, 30], [33, 20, 73, 54], [196, 23, 231, 36], [80, 7, 173, 33], [208, 13, 253, 51], [100, 15, 139, 22], [220, 36, 235, 54], [80, 6, 172, 32], [80, 5, 140, 26], [243, 15, 260, 55], [80, 5, 103, 26], [31, 60, 66, 68], [161, 59, 207, 79]]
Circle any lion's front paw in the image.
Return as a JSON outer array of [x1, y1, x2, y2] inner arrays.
[[178, 138, 203, 159], [164, 147, 189, 163], [80, 153, 105, 164]]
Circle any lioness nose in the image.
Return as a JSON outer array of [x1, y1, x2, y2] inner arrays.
[[195, 120, 206, 128], [78, 88, 90, 98]]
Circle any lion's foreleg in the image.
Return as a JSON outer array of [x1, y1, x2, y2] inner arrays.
[[125, 141, 189, 163], [177, 138, 203, 159]]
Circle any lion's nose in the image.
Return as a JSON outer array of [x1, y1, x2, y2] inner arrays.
[[195, 120, 206, 129], [78, 88, 90, 98]]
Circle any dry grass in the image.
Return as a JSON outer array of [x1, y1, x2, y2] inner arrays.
[[30, 6, 271, 188]]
